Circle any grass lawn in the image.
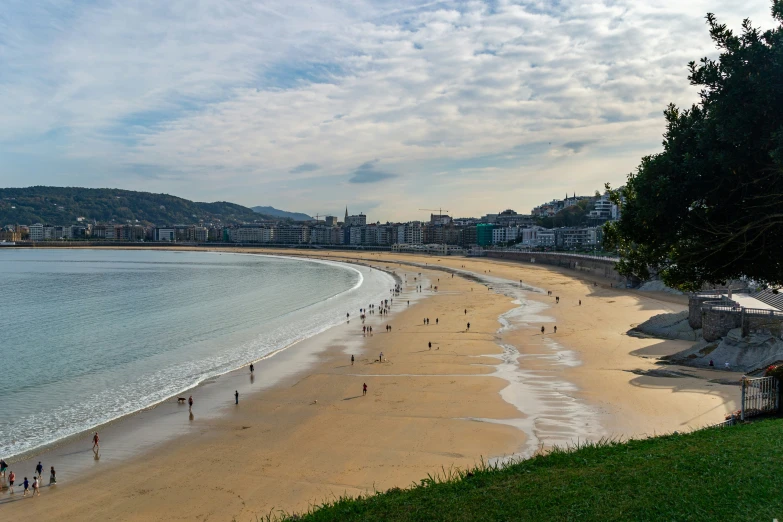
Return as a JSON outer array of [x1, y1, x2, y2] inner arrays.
[[281, 419, 783, 521]]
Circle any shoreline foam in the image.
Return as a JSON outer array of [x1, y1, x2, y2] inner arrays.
[[2, 248, 741, 521], [1, 251, 395, 461]]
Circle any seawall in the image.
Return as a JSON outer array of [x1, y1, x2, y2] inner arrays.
[[485, 251, 626, 283]]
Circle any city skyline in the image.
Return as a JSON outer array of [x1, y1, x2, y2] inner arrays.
[[0, 1, 774, 221]]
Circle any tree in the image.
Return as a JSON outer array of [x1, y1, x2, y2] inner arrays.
[[604, 2, 783, 291]]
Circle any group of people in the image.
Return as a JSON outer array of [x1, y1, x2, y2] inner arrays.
[[1, 458, 56, 497]]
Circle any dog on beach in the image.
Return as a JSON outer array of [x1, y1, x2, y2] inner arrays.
[[177, 397, 187, 404]]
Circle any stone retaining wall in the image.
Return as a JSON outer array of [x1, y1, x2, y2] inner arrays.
[[688, 294, 722, 329], [485, 251, 626, 283], [745, 313, 783, 338], [700, 307, 783, 342], [702, 308, 743, 342]]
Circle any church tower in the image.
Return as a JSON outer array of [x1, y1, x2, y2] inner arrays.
[[345, 206, 348, 220]]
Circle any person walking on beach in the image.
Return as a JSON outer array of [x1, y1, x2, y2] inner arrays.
[[8, 470, 15, 493], [188, 396, 193, 412], [351, 354, 355, 365], [464, 309, 467, 315], [32, 476, 40, 497], [234, 390, 239, 405], [554, 326, 557, 334], [35, 461, 43, 479], [579, 300, 581, 306], [249, 363, 254, 373], [0, 458, 7, 477], [435, 318, 438, 325], [363, 383, 367, 396], [49, 467, 56, 485], [541, 326, 545, 334], [92, 432, 100, 451], [379, 352, 384, 362], [466, 322, 470, 331], [428, 341, 432, 350], [22, 477, 29, 497]]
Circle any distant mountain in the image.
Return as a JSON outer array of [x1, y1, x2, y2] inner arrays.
[[251, 206, 312, 221], [0, 186, 278, 226]]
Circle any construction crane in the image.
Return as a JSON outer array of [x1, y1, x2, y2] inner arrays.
[[419, 208, 450, 224], [419, 208, 450, 217]]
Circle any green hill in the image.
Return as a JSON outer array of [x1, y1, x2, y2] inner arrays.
[[0, 186, 275, 226], [281, 419, 783, 521], [252, 206, 312, 221]]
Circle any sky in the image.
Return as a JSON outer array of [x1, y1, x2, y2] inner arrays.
[[0, 0, 775, 221]]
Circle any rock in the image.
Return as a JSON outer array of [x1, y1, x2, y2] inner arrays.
[[669, 329, 783, 373], [632, 311, 700, 341], [638, 280, 684, 294]]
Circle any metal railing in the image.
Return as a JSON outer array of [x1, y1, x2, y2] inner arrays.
[[489, 250, 619, 262], [741, 376, 779, 420], [701, 301, 783, 319]]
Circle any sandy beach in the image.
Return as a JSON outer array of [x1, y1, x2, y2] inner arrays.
[[0, 249, 742, 520]]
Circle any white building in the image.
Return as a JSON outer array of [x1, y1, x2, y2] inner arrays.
[[396, 222, 422, 244], [229, 227, 273, 243], [348, 227, 362, 245], [29, 223, 44, 241], [344, 209, 367, 227], [155, 228, 176, 241], [492, 226, 521, 244], [274, 226, 310, 244], [520, 226, 547, 247]]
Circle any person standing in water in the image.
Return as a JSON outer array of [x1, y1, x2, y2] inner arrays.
[[234, 390, 239, 405], [351, 354, 355, 365], [0, 458, 7, 477], [249, 363, 254, 373], [8, 470, 15, 492], [188, 396, 193, 412], [49, 466, 56, 485], [32, 476, 40, 497], [35, 461, 43, 479], [92, 432, 100, 451]]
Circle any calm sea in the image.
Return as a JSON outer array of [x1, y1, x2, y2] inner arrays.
[[0, 249, 394, 458]]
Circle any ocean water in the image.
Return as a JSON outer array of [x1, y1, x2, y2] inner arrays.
[[0, 249, 394, 458]]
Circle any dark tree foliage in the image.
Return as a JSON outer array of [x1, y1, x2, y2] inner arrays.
[[0, 186, 276, 226], [604, 2, 783, 291], [536, 199, 595, 228]]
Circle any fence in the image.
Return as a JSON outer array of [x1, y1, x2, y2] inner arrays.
[[491, 249, 619, 262], [741, 376, 780, 421], [701, 301, 783, 320]]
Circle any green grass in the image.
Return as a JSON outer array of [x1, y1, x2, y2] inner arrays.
[[277, 420, 783, 521]]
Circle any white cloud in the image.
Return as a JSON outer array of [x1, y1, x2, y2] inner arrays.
[[0, 0, 775, 219]]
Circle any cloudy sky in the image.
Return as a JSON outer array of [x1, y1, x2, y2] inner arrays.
[[0, 0, 774, 221]]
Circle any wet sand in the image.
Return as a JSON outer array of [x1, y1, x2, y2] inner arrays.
[[0, 249, 742, 520]]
